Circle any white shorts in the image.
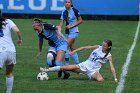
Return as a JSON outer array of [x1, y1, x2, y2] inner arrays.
[[0, 51, 16, 68], [78, 60, 100, 79]]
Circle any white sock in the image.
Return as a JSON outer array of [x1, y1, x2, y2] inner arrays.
[[6, 76, 14, 93], [48, 66, 60, 71]]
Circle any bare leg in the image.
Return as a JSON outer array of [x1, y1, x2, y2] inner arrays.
[[91, 71, 104, 82], [67, 38, 75, 51], [61, 65, 80, 72], [55, 50, 70, 79], [56, 50, 65, 61], [40, 65, 80, 73], [6, 64, 14, 93]]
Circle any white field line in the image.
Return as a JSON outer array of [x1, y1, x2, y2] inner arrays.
[[115, 22, 140, 93]]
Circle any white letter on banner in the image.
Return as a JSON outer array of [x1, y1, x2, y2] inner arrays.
[[51, 0, 65, 11], [8, 0, 24, 10], [29, 0, 46, 10], [0, 4, 3, 9]]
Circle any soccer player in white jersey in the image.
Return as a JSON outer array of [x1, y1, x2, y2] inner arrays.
[[0, 10, 22, 93], [40, 39, 117, 82]]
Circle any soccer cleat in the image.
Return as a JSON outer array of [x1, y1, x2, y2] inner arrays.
[[63, 72, 70, 79], [40, 67, 48, 72], [58, 71, 62, 78]]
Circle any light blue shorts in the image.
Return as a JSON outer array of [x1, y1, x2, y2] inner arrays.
[[56, 41, 68, 52], [48, 47, 56, 53], [49, 41, 68, 53], [65, 32, 79, 39]]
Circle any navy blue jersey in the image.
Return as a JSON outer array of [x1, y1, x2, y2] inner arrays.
[[60, 7, 81, 34], [37, 23, 66, 47]]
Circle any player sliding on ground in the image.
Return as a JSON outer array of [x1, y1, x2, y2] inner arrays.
[[40, 39, 118, 82]]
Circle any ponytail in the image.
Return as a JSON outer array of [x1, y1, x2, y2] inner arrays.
[[0, 10, 6, 30], [71, 0, 74, 7], [103, 39, 112, 58]]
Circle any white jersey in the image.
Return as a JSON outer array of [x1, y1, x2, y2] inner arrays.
[[0, 19, 16, 52], [84, 46, 111, 71], [78, 46, 112, 79], [88, 46, 111, 62]]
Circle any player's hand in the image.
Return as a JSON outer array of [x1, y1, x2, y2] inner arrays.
[[114, 78, 118, 83], [66, 24, 75, 29], [66, 25, 72, 29], [69, 51, 74, 56], [17, 40, 22, 46]]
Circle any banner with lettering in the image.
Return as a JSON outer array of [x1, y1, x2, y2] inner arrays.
[[0, 0, 139, 15]]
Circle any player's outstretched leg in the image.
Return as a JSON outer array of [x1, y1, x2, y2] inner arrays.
[[55, 60, 70, 79]]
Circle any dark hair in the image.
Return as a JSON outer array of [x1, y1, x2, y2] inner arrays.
[[71, 0, 73, 7], [103, 39, 112, 58], [0, 10, 6, 31], [33, 18, 42, 23], [104, 39, 112, 47]]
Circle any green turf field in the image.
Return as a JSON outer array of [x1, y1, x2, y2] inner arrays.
[[0, 19, 140, 93]]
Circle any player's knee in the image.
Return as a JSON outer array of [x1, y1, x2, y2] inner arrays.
[[47, 51, 56, 67], [96, 76, 104, 82], [6, 64, 13, 77], [6, 70, 13, 77], [6, 73, 13, 78], [47, 52, 54, 60]]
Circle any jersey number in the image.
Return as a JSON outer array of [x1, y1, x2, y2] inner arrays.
[[0, 30, 4, 37]]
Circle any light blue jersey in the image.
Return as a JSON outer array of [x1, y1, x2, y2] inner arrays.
[[37, 23, 68, 52], [60, 7, 81, 35]]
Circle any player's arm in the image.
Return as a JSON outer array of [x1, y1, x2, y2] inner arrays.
[[66, 16, 83, 29], [55, 25, 65, 39], [76, 16, 83, 26], [37, 38, 43, 57], [59, 20, 64, 28], [11, 26, 22, 46], [108, 56, 117, 82], [55, 26, 61, 34], [66, 8, 83, 29], [70, 45, 99, 55], [59, 11, 65, 28]]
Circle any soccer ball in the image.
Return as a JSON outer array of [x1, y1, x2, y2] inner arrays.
[[37, 72, 49, 80]]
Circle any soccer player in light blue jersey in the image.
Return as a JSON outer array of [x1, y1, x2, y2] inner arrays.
[[32, 18, 70, 79], [59, 0, 83, 65]]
